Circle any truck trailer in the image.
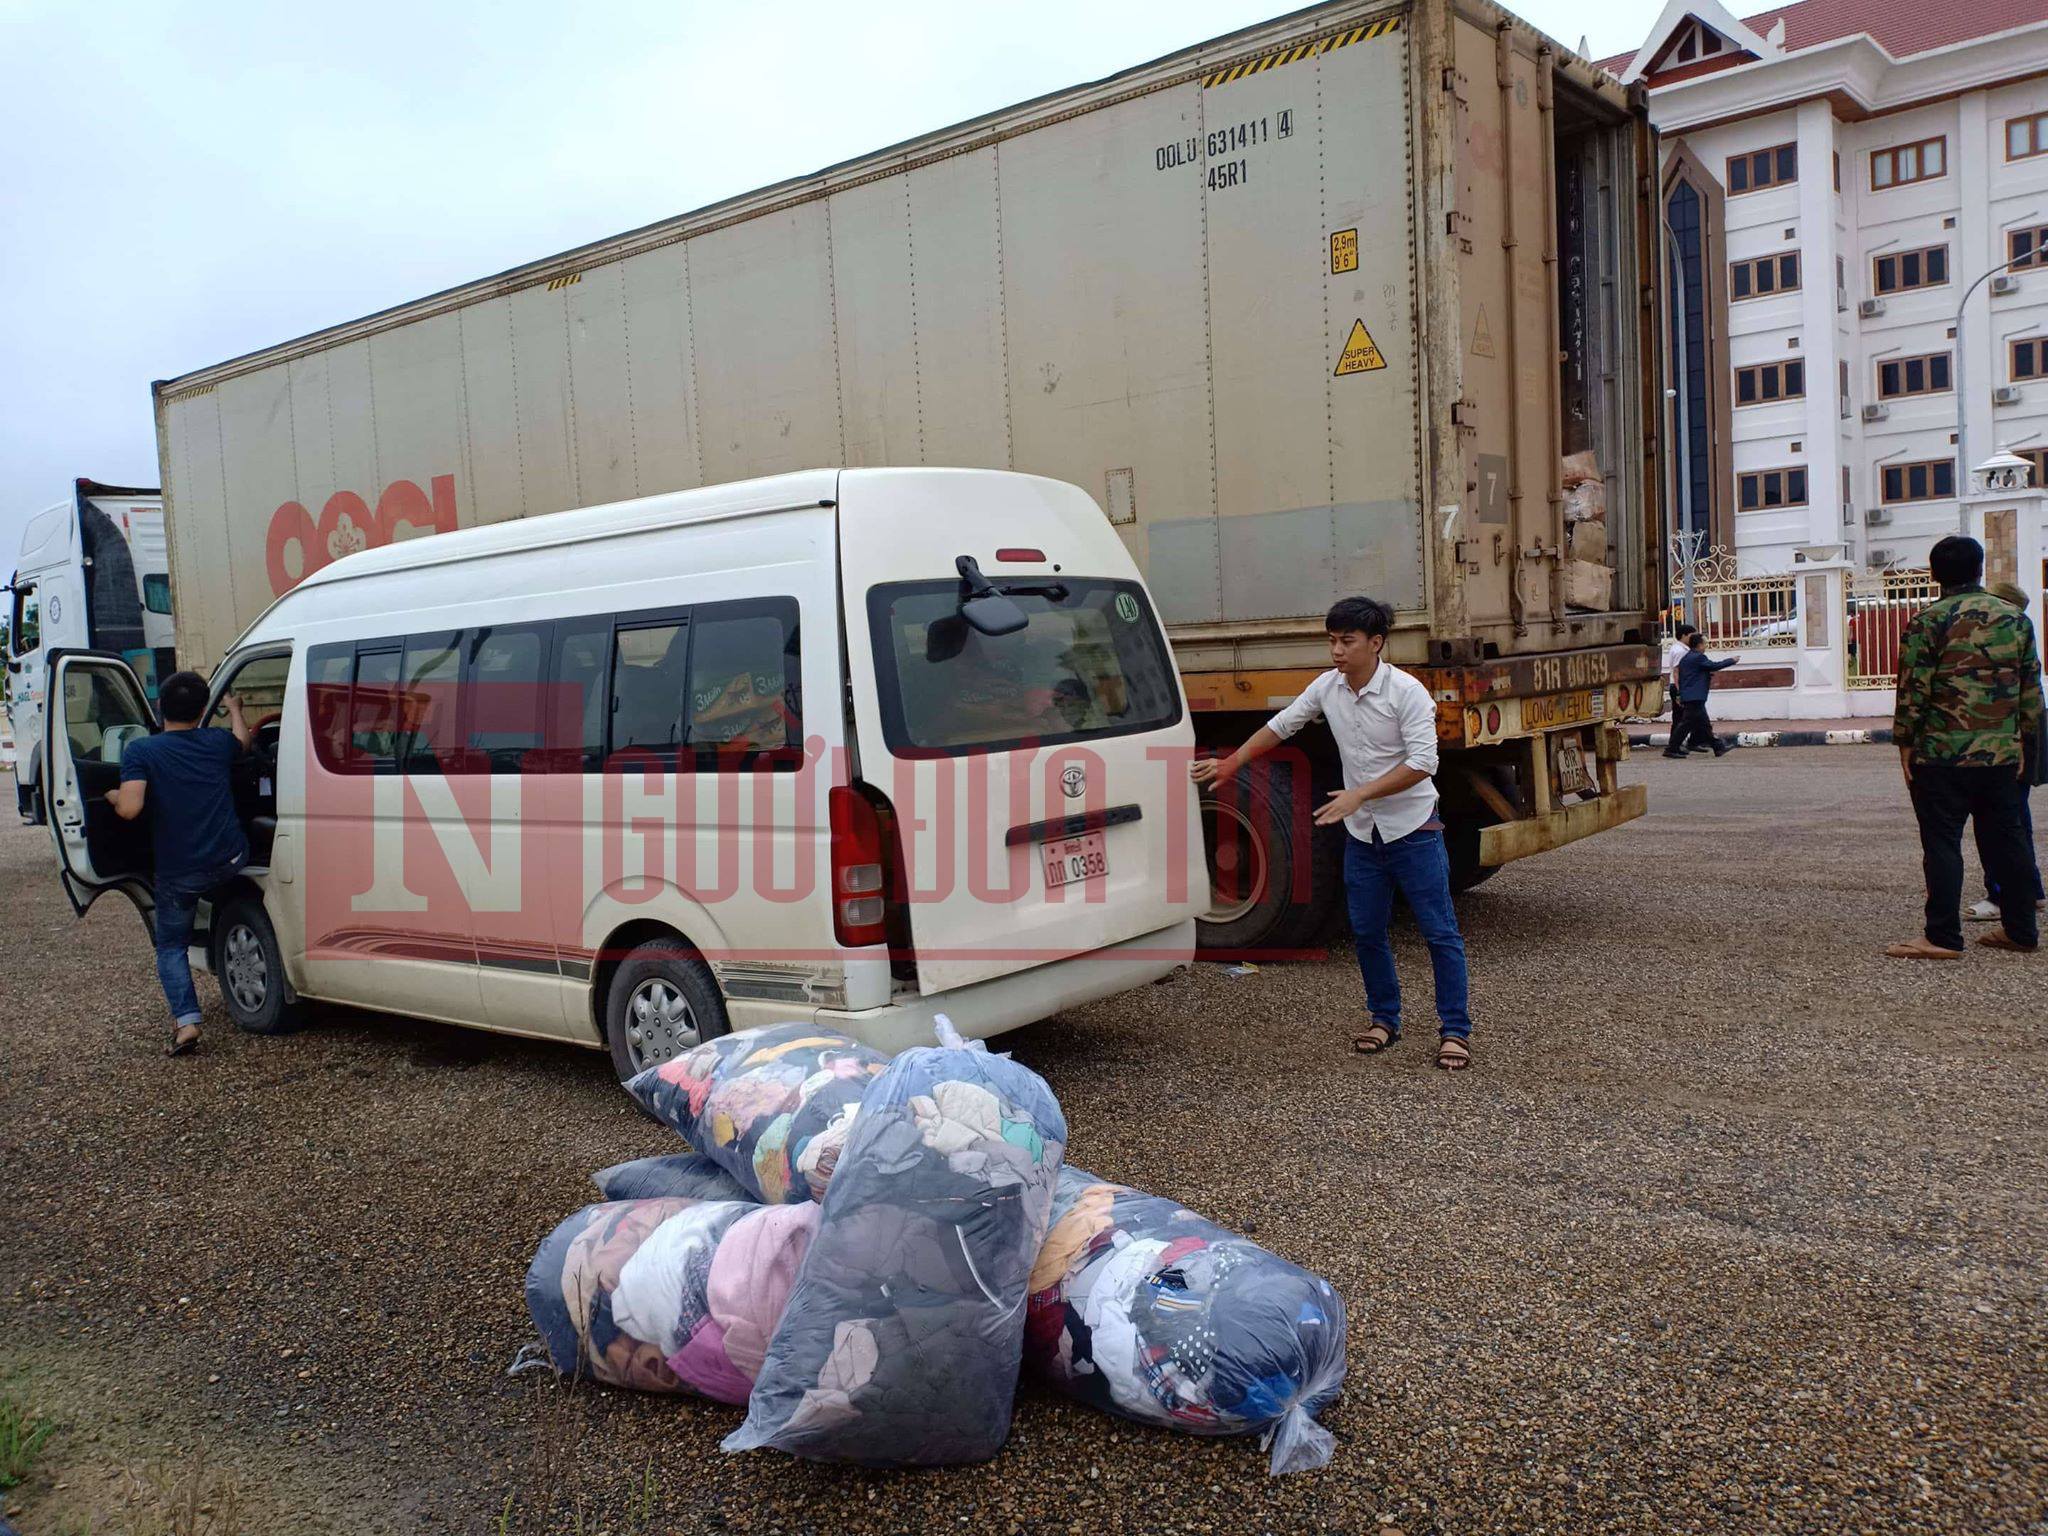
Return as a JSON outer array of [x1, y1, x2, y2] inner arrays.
[[152, 0, 1664, 952]]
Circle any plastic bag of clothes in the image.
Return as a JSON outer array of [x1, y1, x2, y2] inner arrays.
[[1024, 1167, 1347, 1476], [523, 1196, 819, 1403], [623, 1023, 890, 1204], [722, 1020, 1066, 1466], [591, 1152, 755, 1203]]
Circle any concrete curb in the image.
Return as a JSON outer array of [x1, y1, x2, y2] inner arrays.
[[1629, 727, 1893, 749]]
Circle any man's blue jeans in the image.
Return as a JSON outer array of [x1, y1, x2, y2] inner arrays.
[[153, 858, 246, 1027], [1343, 826, 1471, 1040]]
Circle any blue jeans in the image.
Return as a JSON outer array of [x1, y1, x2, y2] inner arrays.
[[1343, 826, 1471, 1040], [1985, 788, 2045, 905], [153, 858, 246, 1027]]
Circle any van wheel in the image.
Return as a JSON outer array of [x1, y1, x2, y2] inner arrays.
[[216, 898, 304, 1035], [1196, 766, 1342, 955], [604, 939, 729, 1084]]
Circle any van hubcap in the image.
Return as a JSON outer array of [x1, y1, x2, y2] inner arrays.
[[1199, 798, 1268, 925], [625, 978, 699, 1069], [223, 925, 269, 1014]]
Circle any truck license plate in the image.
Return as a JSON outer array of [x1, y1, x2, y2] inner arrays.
[[1524, 688, 1605, 731], [1043, 832, 1107, 890], [1554, 737, 1592, 797]]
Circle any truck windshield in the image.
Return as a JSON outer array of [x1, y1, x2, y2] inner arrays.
[[866, 578, 1180, 755]]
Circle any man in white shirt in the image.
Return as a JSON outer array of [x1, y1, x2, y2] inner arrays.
[[1190, 596, 1473, 1070], [1662, 623, 1696, 740]]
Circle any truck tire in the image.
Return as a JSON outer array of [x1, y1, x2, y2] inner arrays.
[[215, 898, 306, 1035], [1196, 766, 1342, 955], [604, 938, 729, 1086]]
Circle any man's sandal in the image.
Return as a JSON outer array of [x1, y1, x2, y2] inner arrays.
[[1881, 939, 1963, 960], [167, 1024, 202, 1057], [1435, 1037, 1472, 1072], [1977, 929, 2040, 953], [1352, 1024, 1400, 1055]]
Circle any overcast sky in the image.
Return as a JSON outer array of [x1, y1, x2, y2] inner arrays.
[[0, 0, 1656, 568]]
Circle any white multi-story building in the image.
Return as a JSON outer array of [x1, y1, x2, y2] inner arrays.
[[1604, 0, 2048, 573]]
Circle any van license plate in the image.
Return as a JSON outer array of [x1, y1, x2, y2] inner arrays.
[[1043, 832, 1108, 890]]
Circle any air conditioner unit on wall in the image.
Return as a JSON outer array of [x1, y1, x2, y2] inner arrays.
[[1868, 547, 1897, 567], [1862, 402, 1889, 422], [1865, 506, 1892, 525], [1994, 384, 2023, 405], [1992, 273, 2021, 297], [1858, 297, 1885, 318]]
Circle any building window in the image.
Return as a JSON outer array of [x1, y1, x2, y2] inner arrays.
[[1873, 245, 1949, 294], [1842, 466, 1853, 525], [1877, 352, 1952, 399], [2018, 448, 2048, 487], [1666, 178, 1713, 543], [2009, 111, 2048, 162], [1735, 357, 1805, 405], [1738, 467, 1809, 510], [2014, 337, 2046, 381], [1870, 137, 1946, 191], [1880, 460, 1958, 503], [1726, 143, 1797, 195], [1730, 252, 1800, 301], [2012, 225, 2048, 272], [1839, 359, 1850, 419]]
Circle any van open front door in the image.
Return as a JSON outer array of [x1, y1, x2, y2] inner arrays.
[[41, 649, 157, 926], [837, 471, 1202, 996]]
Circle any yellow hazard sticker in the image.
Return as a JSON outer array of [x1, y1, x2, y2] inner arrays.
[[1330, 229, 1358, 274], [1471, 303, 1496, 358], [1335, 318, 1386, 376]]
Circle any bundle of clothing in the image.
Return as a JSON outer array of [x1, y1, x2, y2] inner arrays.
[[522, 1021, 1349, 1476], [624, 1022, 889, 1204], [723, 1020, 1067, 1465], [1024, 1168, 1348, 1475], [523, 1195, 820, 1403]]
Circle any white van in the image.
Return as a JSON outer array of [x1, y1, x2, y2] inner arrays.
[[42, 468, 1203, 1073], [8, 480, 172, 824]]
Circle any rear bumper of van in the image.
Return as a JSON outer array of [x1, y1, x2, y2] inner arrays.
[[805, 918, 1196, 1055]]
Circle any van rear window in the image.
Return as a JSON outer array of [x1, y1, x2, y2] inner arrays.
[[866, 579, 1180, 755]]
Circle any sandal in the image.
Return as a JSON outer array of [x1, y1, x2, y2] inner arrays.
[[167, 1024, 202, 1057], [1352, 1023, 1400, 1055], [1435, 1037, 1471, 1072], [1977, 929, 2040, 953], [1881, 939, 1963, 960]]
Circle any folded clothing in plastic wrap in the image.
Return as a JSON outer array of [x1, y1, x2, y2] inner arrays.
[[524, 1197, 819, 1403], [722, 1023, 1067, 1466], [624, 1023, 890, 1204], [1023, 1167, 1347, 1475], [591, 1152, 755, 1204]]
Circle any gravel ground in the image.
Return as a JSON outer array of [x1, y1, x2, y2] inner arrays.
[[1, 748, 2045, 1535]]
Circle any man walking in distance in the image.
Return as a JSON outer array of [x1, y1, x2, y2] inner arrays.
[[107, 670, 252, 1053], [1661, 623, 1699, 747], [1190, 596, 1473, 1070], [1664, 632, 1738, 759], [1885, 536, 2043, 960]]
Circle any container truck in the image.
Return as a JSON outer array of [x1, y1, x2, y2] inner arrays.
[[151, 0, 1664, 952], [6, 480, 172, 823]]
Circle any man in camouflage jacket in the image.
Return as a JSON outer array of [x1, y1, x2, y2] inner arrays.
[[1885, 535, 2044, 959]]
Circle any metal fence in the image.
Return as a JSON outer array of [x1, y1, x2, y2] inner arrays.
[[1677, 548, 1800, 651], [1847, 568, 1940, 689]]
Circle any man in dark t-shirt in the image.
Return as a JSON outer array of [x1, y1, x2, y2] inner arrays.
[[109, 670, 251, 1054]]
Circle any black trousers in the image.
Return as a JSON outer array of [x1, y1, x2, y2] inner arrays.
[[1670, 700, 1719, 753], [1911, 763, 2040, 951]]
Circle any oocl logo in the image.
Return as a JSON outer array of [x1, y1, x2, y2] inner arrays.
[[265, 474, 461, 595]]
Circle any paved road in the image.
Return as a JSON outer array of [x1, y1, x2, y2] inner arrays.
[[1, 751, 2043, 1534]]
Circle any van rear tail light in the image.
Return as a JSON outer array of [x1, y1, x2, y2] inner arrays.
[[829, 786, 888, 947], [994, 547, 1045, 563]]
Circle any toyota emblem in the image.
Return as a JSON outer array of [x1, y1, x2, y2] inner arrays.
[[1060, 764, 1087, 799]]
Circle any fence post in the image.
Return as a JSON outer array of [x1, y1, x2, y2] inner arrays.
[[1792, 558, 1852, 718]]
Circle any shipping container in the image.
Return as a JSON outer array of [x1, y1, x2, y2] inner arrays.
[[153, 0, 1665, 951]]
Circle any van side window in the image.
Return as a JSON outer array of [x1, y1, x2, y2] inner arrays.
[[464, 626, 549, 773], [609, 619, 691, 762], [350, 649, 403, 770], [550, 620, 611, 771], [306, 645, 353, 771], [683, 598, 801, 762], [398, 633, 462, 774], [208, 652, 291, 733]]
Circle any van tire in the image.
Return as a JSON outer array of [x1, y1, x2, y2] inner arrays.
[[215, 898, 305, 1035], [1196, 766, 1342, 956], [604, 939, 729, 1086]]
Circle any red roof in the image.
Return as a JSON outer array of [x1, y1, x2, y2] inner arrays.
[[1595, 0, 2045, 75]]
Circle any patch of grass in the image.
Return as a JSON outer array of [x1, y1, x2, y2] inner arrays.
[[0, 1394, 55, 1488]]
